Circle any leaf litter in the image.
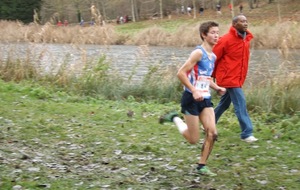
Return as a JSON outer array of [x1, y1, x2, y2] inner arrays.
[[1, 97, 300, 189]]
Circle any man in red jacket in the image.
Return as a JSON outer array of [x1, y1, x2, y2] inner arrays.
[[212, 14, 258, 143]]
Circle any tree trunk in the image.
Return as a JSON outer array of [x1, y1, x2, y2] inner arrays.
[[248, 0, 254, 9], [131, 0, 136, 22], [100, 1, 107, 21], [277, 0, 281, 22], [231, 0, 234, 17], [160, 0, 163, 19], [134, 0, 139, 21], [193, 0, 196, 19]]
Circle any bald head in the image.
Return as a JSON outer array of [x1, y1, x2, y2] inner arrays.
[[232, 14, 248, 33], [232, 14, 246, 24]]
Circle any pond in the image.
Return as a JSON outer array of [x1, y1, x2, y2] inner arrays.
[[0, 43, 299, 84]]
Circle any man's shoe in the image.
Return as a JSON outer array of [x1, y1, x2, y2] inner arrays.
[[159, 111, 178, 124], [241, 136, 258, 143], [196, 166, 217, 177]]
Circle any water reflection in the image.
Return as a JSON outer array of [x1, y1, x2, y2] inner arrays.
[[0, 43, 299, 84]]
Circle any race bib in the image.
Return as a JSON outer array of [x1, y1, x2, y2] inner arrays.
[[195, 76, 211, 98]]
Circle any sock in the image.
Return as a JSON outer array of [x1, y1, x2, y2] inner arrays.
[[197, 164, 205, 170], [173, 117, 187, 134]]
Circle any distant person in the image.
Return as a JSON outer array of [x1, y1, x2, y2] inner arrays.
[[199, 7, 204, 15], [228, 4, 233, 12], [216, 4, 222, 15], [187, 6, 192, 16], [90, 20, 95, 26], [181, 5, 185, 14], [124, 15, 129, 23], [80, 19, 84, 26], [212, 15, 258, 143], [64, 20, 68, 26], [239, 4, 244, 13], [160, 21, 226, 177], [216, 4, 221, 12], [57, 20, 62, 26]]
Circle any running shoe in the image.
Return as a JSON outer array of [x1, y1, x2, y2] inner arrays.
[[159, 111, 178, 124], [196, 166, 217, 177]]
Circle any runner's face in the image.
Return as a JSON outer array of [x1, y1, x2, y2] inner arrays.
[[205, 26, 219, 45]]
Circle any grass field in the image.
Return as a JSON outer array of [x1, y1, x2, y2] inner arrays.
[[0, 80, 299, 189], [0, 1, 299, 189]]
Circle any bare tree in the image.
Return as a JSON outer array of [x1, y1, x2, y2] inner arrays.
[[160, 0, 163, 19], [99, 0, 108, 21], [138, 0, 156, 19], [40, 0, 92, 24], [192, 0, 196, 19], [38, 0, 295, 24], [131, 0, 137, 22], [230, 0, 234, 17], [277, 0, 281, 22], [254, 0, 259, 8], [248, 0, 254, 9]]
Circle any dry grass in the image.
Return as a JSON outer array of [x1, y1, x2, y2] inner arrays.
[[245, 58, 300, 115], [131, 26, 170, 46], [247, 72, 300, 114], [251, 21, 300, 49], [127, 23, 201, 47], [0, 20, 120, 45], [130, 20, 300, 49], [0, 20, 299, 48], [0, 58, 38, 82]]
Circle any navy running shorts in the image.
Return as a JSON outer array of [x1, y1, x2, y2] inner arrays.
[[180, 91, 213, 116]]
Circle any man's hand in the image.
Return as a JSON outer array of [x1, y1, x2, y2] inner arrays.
[[217, 87, 226, 96]]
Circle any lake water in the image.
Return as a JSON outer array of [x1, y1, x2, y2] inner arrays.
[[0, 43, 299, 84]]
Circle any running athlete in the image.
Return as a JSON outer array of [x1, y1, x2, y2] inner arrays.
[[160, 21, 226, 176]]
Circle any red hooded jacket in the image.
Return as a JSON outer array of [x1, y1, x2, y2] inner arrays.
[[212, 26, 253, 88]]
